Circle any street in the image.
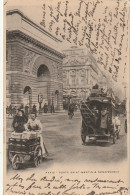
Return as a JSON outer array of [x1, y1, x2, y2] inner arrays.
[[6, 111, 127, 172]]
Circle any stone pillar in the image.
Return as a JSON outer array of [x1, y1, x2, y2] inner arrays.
[[6, 75, 11, 106], [10, 73, 23, 107], [47, 80, 52, 112], [58, 83, 63, 110], [67, 70, 70, 85]]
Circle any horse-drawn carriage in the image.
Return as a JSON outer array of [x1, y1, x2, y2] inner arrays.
[[80, 88, 119, 145]]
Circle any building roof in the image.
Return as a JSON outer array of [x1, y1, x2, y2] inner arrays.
[[6, 9, 63, 54], [63, 46, 98, 73]]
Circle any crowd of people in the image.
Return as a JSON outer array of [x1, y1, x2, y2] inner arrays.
[[6, 104, 36, 119], [6, 105, 17, 117], [6, 102, 56, 118]]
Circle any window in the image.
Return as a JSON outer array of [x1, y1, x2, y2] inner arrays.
[[71, 75, 76, 85]]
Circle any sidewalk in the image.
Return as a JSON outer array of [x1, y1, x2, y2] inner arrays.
[[6, 109, 70, 119], [37, 110, 67, 117]]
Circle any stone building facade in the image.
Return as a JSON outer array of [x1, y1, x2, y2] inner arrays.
[[62, 46, 106, 104], [6, 10, 64, 111]]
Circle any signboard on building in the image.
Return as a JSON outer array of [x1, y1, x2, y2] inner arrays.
[[38, 94, 43, 103]]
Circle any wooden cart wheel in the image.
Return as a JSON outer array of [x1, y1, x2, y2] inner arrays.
[[12, 154, 21, 170], [8, 150, 14, 164], [33, 146, 42, 167]]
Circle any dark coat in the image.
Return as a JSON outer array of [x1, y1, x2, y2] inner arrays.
[[12, 115, 27, 133], [68, 104, 75, 114]]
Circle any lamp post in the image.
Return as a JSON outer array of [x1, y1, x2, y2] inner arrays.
[[122, 82, 126, 100], [52, 92, 54, 104], [124, 86, 126, 100]]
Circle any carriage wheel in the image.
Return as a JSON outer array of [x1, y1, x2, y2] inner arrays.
[[12, 154, 21, 170], [113, 133, 116, 144], [81, 135, 86, 144], [117, 132, 120, 139], [33, 146, 42, 167]]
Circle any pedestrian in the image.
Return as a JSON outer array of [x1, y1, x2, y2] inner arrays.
[[6, 106, 9, 114], [125, 119, 127, 133], [12, 109, 27, 133], [19, 104, 24, 110], [25, 104, 29, 120], [68, 103, 75, 119], [12, 106, 17, 117], [8, 104, 13, 117], [32, 104, 37, 115], [44, 103, 48, 113], [14, 106, 17, 114], [92, 105, 100, 128], [51, 103, 55, 113], [24, 111, 48, 157]]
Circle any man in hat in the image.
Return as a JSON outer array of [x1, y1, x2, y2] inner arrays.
[[44, 103, 48, 113], [32, 104, 37, 115], [68, 103, 75, 119], [100, 107, 108, 134]]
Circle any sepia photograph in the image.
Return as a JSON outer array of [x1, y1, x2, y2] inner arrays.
[[4, 0, 129, 194]]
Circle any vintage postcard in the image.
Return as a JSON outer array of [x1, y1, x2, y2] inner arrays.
[[4, 0, 130, 194]]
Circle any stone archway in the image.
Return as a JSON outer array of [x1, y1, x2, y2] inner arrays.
[[32, 56, 53, 77], [23, 86, 32, 110], [31, 56, 63, 112], [37, 64, 51, 110]]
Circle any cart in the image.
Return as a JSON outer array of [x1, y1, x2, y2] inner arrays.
[[80, 88, 119, 145], [8, 137, 42, 169]]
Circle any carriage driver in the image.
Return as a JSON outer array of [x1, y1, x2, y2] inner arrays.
[[100, 107, 108, 134], [24, 111, 48, 157]]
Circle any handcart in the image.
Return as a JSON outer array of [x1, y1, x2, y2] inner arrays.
[[8, 137, 42, 169]]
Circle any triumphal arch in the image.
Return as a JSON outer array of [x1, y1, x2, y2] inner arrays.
[[6, 10, 64, 111]]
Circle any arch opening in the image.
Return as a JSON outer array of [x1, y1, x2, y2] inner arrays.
[[37, 64, 50, 79], [37, 65, 51, 110], [23, 86, 32, 110]]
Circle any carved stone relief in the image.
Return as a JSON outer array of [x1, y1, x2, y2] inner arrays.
[[70, 70, 76, 76], [23, 50, 39, 74], [63, 56, 90, 67], [63, 71, 67, 78], [80, 69, 86, 77]]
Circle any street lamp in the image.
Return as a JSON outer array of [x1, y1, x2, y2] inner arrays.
[[124, 86, 126, 100], [52, 92, 54, 104]]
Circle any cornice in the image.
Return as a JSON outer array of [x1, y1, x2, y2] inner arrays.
[[6, 30, 65, 59], [6, 9, 62, 43]]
